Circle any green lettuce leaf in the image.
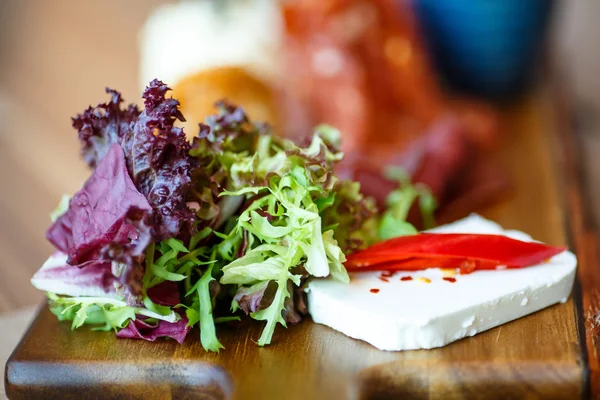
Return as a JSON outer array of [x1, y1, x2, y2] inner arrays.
[[47, 292, 179, 332], [377, 167, 437, 240], [186, 264, 224, 352], [216, 126, 359, 345]]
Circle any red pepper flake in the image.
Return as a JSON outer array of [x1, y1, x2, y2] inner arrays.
[[370, 288, 380, 294], [380, 271, 396, 278], [379, 277, 390, 283], [443, 277, 457, 283], [400, 276, 413, 281], [459, 260, 477, 275]]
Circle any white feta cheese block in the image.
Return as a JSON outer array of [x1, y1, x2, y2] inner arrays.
[[307, 214, 577, 351]]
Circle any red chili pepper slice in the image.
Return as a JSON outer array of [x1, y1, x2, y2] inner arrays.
[[347, 257, 498, 273], [345, 233, 567, 274]]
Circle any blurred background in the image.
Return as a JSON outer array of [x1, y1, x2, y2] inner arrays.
[[0, 0, 599, 314]]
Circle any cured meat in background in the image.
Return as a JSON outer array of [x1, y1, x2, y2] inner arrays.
[[280, 0, 510, 222]]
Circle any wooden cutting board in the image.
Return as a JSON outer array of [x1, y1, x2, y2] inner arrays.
[[5, 86, 599, 400]]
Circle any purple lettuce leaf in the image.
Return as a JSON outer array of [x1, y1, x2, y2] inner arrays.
[[233, 281, 271, 315], [31, 252, 118, 298], [46, 144, 153, 266], [233, 280, 306, 325], [198, 100, 263, 154], [71, 80, 196, 243], [281, 281, 305, 325], [46, 81, 199, 305], [147, 281, 181, 306], [117, 314, 191, 344], [129, 79, 195, 240], [72, 88, 140, 169]]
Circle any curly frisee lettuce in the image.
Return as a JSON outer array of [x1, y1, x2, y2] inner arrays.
[[32, 80, 427, 351]]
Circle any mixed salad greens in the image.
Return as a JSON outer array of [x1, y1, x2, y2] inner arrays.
[[32, 80, 435, 351]]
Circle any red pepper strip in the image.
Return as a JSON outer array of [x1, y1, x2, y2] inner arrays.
[[348, 257, 499, 274], [345, 233, 567, 272]]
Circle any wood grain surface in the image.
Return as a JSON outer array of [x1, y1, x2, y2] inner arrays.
[[5, 91, 590, 400], [550, 75, 600, 399]]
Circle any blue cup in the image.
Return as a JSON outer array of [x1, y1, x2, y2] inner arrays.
[[413, 0, 554, 100]]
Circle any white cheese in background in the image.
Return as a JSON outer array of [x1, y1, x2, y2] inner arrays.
[[139, 0, 282, 89], [308, 214, 577, 351]]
